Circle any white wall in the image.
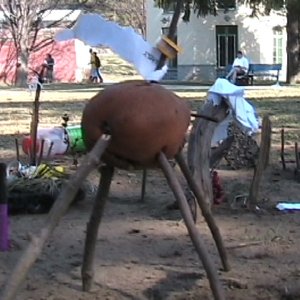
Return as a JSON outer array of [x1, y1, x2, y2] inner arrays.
[[74, 39, 91, 82], [146, 0, 287, 81]]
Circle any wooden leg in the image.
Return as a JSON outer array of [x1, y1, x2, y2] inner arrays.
[[140, 168, 147, 201], [158, 152, 225, 300], [82, 165, 114, 291], [0, 135, 111, 300], [295, 142, 300, 169], [281, 127, 286, 170], [0, 163, 9, 252], [175, 151, 230, 272]]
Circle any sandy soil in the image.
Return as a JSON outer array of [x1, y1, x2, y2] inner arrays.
[[0, 83, 300, 300], [0, 152, 300, 300]]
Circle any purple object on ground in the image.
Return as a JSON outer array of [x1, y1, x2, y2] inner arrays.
[[0, 203, 9, 251]]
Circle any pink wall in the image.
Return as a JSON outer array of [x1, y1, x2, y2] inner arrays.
[[0, 39, 77, 84], [0, 42, 17, 84]]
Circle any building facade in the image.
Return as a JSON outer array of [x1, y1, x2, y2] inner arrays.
[[146, 0, 287, 83]]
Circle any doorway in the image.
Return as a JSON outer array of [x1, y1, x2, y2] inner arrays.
[[216, 25, 238, 68]]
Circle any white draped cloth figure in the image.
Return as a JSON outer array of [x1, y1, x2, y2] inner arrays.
[[209, 78, 259, 133], [208, 78, 260, 146], [55, 13, 168, 81]]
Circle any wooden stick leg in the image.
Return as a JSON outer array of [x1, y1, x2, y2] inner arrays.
[[175, 152, 230, 272], [158, 152, 225, 300], [140, 168, 147, 201], [0, 135, 111, 300], [0, 163, 9, 252], [248, 115, 271, 210], [281, 128, 286, 170], [82, 165, 114, 292]]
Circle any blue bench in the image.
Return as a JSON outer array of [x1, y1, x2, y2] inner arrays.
[[247, 64, 282, 85], [225, 63, 282, 85]]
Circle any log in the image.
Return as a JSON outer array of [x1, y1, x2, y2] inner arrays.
[[0, 135, 111, 300], [29, 73, 43, 166], [248, 115, 271, 210], [188, 100, 228, 209]]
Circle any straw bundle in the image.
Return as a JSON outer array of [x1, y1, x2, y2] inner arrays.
[[7, 164, 89, 214]]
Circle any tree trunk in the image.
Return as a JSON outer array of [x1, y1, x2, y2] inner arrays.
[[156, 0, 183, 69], [286, 2, 300, 84], [15, 49, 30, 87], [187, 101, 228, 209]]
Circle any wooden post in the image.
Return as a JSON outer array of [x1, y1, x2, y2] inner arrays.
[[140, 168, 147, 201], [0, 163, 9, 252], [280, 127, 286, 170], [295, 142, 299, 169], [248, 115, 272, 210], [294, 142, 300, 182], [29, 69, 44, 166], [15, 138, 20, 162]]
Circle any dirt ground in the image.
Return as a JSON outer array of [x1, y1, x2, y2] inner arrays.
[[0, 84, 300, 300]]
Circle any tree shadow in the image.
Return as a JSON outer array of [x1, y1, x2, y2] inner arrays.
[[143, 269, 204, 300]]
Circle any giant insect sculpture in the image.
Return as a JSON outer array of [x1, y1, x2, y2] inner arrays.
[[0, 80, 229, 300]]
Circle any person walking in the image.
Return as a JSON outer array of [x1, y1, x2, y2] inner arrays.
[[89, 49, 103, 84], [42, 54, 55, 83], [93, 51, 103, 83]]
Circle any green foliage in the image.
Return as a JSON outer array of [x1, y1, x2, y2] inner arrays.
[[155, 0, 289, 20], [238, 0, 285, 15]]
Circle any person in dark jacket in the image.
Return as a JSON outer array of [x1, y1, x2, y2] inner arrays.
[[43, 53, 55, 83], [90, 51, 103, 83]]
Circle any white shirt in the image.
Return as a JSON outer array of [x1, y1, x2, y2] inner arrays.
[[233, 56, 249, 72]]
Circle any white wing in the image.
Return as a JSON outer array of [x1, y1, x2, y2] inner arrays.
[[55, 13, 167, 81]]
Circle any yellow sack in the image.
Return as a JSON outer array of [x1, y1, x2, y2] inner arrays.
[[35, 164, 65, 179]]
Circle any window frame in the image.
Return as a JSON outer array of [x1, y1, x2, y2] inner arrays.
[[273, 27, 283, 64]]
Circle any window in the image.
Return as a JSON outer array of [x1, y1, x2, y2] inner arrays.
[[217, 0, 236, 10], [216, 25, 238, 68], [273, 28, 283, 64]]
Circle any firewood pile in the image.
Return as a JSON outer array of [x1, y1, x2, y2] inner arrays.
[[224, 122, 259, 170]]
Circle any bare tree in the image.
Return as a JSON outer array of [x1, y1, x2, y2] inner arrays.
[[0, 0, 78, 86], [99, 0, 146, 37], [67, 0, 146, 37], [0, 0, 146, 86]]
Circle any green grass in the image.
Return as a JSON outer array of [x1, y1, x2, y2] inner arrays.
[[1, 81, 300, 159]]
